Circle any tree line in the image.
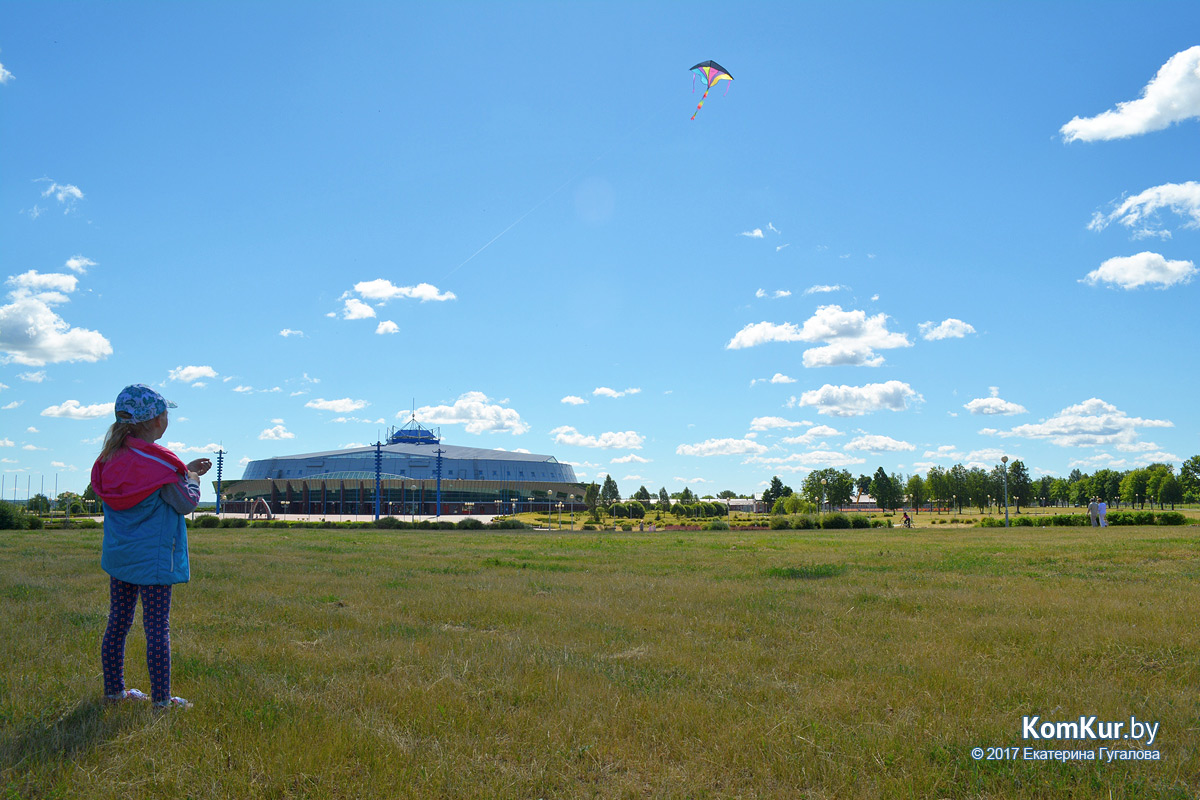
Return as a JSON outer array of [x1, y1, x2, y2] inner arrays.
[[759, 454, 1200, 514]]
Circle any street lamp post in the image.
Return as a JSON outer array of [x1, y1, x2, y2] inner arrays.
[[821, 478, 827, 518], [1001, 455, 1010, 528]]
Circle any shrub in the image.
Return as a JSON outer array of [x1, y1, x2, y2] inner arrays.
[[703, 520, 730, 531], [1014, 516, 1034, 527], [269, 521, 291, 529], [26, 515, 44, 530], [850, 515, 870, 529], [792, 515, 818, 530], [581, 524, 596, 531], [193, 515, 221, 528], [979, 516, 1001, 527], [221, 518, 248, 528], [621, 524, 633, 532], [769, 516, 792, 530], [489, 518, 529, 530], [457, 517, 485, 530], [1156, 511, 1186, 526], [821, 512, 851, 529], [1132, 511, 1155, 526], [251, 520, 271, 528], [1045, 514, 1087, 526], [74, 518, 100, 529], [374, 516, 402, 529]]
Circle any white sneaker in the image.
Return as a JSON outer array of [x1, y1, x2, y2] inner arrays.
[[153, 696, 193, 710], [104, 688, 150, 704]]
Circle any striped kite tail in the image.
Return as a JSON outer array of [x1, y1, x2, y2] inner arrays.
[[690, 86, 712, 121]]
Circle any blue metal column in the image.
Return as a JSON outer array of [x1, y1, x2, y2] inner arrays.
[[215, 449, 225, 514], [435, 447, 444, 517], [374, 441, 382, 521]]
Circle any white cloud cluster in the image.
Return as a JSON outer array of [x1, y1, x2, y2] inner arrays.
[[560, 395, 587, 405], [552, 425, 644, 449], [727, 306, 910, 367], [279, 328, 304, 337], [793, 380, 922, 417], [749, 416, 804, 431], [781, 425, 842, 447], [0, 60, 12, 84], [919, 318, 976, 341], [611, 453, 650, 464], [964, 387, 1027, 416], [169, 365, 218, 384], [306, 397, 369, 413], [40, 400, 114, 419], [739, 228, 765, 239], [65, 256, 95, 273], [804, 284, 845, 295], [844, 434, 914, 452], [1061, 46, 1200, 142], [418, 391, 529, 435], [355, 279, 456, 303], [988, 398, 1172, 448], [259, 425, 295, 440], [755, 288, 791, 299], [39, 180, 84, 209], [375, 321, 399, 335], [0, 269, 111, 366], [593, 386, 641, 398], [1088, 181, 1200, 239], [1081, 252, 1196, 289], [676, 438, 767, 457]]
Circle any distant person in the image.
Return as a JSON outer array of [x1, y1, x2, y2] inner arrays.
[[1087, 497, 1099, 527], [902, 511, 912, 528], [1098, 498, 1108, 527], [90, 385, 211, 710]]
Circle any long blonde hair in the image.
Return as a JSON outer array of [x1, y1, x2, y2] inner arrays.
[[97, 413, 163, 462]]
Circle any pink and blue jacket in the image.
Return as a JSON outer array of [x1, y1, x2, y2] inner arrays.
[[91, 438, 200, 586]]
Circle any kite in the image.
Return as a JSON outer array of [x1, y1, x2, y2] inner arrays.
[[690, 60, 733, 120]]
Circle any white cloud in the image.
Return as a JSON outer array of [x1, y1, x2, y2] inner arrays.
[[781, 425, 842, 446], [964, 387, 1027, 416], [593, 386, 640, 399], [673, 476, 711, 484], [804, 284, 845, 295], [727, 306, 910, 367], [795, 380, 922, 417], [331, 416, 385, 424], [353, 279, 456, 303], [39, 180, 84, 208], [844, 434, 915, 452], [375, 320, 399, 335], [988, 398, 1172, 448], [417, 391, 530, 435], [1081, 252, 1196, 290], [919, 318, 976, 341], [676, 438, 767, 457], [168, 365, 218, 384], [1, 401, 20, 410], [552, 426, 643, 449], [0, 273, 112, 365], [306, 397, 369, 413], [65, 256, 96, 274], [1060, 46, 1200, 142], [41, 400, 114, 419], [611, 453, 650, 464], [1088, 181, 1200, 239], [0, 61, 12, 84], [233, 385, 254, 393], [342, 298, 376, 319], [279, 328, 304, 337], [259, 425, 295, 440], [749, 416, 805, 431], [755, 288, 791, 299], [561, 395, 587, 405], [770, 373, 795, 384], [166, 441, 222, 454], [18, 371, 46, 383], [0, 438, 13, 447], [739, 228, 764, 239]]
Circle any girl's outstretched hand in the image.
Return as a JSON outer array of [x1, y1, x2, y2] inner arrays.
[[188, 458, 212, 476]]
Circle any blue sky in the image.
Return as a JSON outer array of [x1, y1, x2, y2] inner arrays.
[[2, 1, 1198, 502]]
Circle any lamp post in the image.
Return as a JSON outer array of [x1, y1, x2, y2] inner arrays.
[[952, 494, 956, 515], [556, 501, 563, 530], [821, 478, 827, 518], [1001, 455, 1010, 528]]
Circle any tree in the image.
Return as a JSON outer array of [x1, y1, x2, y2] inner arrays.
[[1007, 460, 1032, 513], [634, 486, 652, 503], [717, 489, 737, 500], [1159, 475, 1183, 510], [600, 475, 621, 505], [1120, 470, 1147, 508], [657, 487, 671, 511], [1051, 478, 1070, 507], [1036, 476, 1053, 507], [948, 464, 968, 513], [762, 476, 791, 509], [584, 482, 600, 513], [870, 468, 900, 511], [1181, 455, 1200, 502], [855, 474, 872, 502], [926, 466, 948, 512], [967, 468, 990, 512], [28, 493, 50, 514], [905, 474, 926, 513]]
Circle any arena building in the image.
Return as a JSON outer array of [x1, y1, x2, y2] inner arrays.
[[217, 417, 587, 517]]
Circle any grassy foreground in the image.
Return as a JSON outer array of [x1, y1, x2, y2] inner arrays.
[[2, 525, 1198, 799]]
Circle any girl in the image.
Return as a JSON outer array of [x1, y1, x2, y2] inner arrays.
[[90, 384, 211, 709]]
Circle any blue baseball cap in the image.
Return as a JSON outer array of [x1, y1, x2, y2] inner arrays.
[[114, 384, 177, 424]]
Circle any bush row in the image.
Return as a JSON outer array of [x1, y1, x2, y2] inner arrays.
[[977, 511, 1188, 527], [188, 515, 529, 531], [768, 513, 893, 530]]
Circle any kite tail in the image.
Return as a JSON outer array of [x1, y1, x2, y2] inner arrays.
[[690, 86, 711, 120]]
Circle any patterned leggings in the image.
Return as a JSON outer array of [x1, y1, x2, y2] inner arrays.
[[101, 577, 173, 702]]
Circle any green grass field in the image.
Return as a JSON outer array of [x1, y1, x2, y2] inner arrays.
[[2, 525, 1198, 798]]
